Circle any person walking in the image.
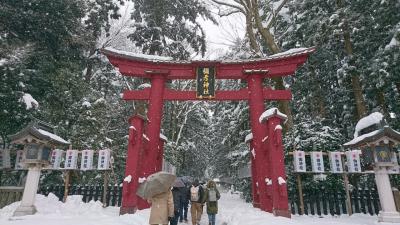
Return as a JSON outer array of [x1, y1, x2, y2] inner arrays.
[[190, 179, 204, 225], [170, 187, 181, 225], [179, 184, 190, 223], [148, 189, 174, 225], [203, 180, 221, 225]]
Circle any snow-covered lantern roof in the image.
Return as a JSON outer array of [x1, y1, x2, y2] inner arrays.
[[8, 119, 69, 165], [343, 112, 400, 166]]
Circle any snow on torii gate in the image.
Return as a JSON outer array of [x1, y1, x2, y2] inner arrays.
[[101, 47, 315, 218]]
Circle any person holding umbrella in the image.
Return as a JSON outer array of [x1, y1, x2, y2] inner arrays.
[[148, 190, 174, 225], [170, 178, 184, 225], [136, 171, 176, 225], [177, 177, 190, 223]]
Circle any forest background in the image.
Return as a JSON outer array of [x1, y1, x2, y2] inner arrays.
[[1, 0, 399, 200]]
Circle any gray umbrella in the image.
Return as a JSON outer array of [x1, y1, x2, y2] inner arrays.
[[136, 171, 176, 199], [173, 178, 185, 187], [179, 176, 193, 185]]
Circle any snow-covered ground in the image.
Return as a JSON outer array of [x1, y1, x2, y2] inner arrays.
[[0, 192, 383, 225]]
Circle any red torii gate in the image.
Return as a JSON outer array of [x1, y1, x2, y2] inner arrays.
[[101, 47, 315, 218]]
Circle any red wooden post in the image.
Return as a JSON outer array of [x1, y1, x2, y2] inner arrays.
[[120, 115, 145, 215], [247, 72, 272, 213], [263, 109, 291, 218], [142, 73, 166, 177], [249, 139, 260, 208], [137, 73, 166, 210]]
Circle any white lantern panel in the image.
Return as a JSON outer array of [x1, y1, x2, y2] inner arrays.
[[329, 152, 343, 173], [388, 165, 400, 174], [15, 150, 26, 170], [0, 149, 11, 169], [293, 150, 306, 172], [50, 149, 64, 169], [65, 150, 79, 169], [80, 150, 94, 170], [311, 151, 324, 173], [97, 149, 111, 170], [346, 150, 362, 173]]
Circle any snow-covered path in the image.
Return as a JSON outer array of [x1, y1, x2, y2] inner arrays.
[[0, 192, 382, 225]]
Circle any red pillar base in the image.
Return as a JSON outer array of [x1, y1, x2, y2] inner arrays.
[[120, 206, 137, 215], [253, 202, 261, 208], [273, 209, 291, 218]]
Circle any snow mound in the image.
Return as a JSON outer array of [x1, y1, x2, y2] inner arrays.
[[0, 194, 104, 220]]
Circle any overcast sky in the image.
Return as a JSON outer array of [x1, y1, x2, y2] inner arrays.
[[108, 2, 246, 59]]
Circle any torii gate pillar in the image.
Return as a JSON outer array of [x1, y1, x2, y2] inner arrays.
[[262, 108, 290, 218], [120, 115, 145, 215], [247, 72, 272, 212]]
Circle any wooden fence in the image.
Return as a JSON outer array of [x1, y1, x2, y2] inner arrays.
[[0, 186, 24, 208], [288, 186, 381, 216], [36, 184, 382, 216]]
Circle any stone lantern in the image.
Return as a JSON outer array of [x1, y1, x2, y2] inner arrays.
[[344, 112, 400, 223], [9, 119, 69, 216]]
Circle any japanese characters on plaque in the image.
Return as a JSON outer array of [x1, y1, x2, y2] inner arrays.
[[293, 150, 306, 172], [97, 149, 111, 170], [346, 150, 362, 173], [50, 149, 64, 169], [64, 150, 78, 169], [196, 67, 215, 99], [310, 151, 324, 173], [329, 151, 343, 173], [80, 150, 94, 171]]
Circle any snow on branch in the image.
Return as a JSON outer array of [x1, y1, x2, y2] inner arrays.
[[20, 93, 39, 110]]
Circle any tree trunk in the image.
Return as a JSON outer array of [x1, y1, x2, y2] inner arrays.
[[377, 91, 389, 118], [310, 67, 327, 118], [337, 0, 367, 119]]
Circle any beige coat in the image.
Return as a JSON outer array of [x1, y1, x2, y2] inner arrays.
[[148, 190, 174, 225]]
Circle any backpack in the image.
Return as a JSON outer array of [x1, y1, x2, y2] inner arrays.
[[208, 188, 217, 202], [190, 186, 200, 201]]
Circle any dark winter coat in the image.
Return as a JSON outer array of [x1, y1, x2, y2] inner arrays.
[[202, 180, 221, 214], [172, 187, 181, 213], [179, 186, 190, 206]]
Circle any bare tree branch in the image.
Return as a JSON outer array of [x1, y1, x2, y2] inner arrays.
[[212, 0, 245, 14], [267, 0, 289, 29]]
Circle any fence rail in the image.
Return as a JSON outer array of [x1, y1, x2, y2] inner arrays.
[[0, 186, 24, 208], [288, 186, 381, 216]]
